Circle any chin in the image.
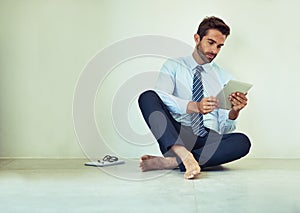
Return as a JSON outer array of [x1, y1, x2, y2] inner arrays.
[[206, 56, 216, 62]]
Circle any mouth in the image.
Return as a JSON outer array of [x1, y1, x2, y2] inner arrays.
[[206, 53, 216, 60]]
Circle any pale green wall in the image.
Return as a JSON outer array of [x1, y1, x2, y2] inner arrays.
[[1, 0, 300, 158]]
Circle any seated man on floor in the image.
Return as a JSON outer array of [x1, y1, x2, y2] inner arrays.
[[138, 16, 251, 179]]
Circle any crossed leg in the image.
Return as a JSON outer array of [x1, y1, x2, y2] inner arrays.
[[138, 91, 201, 179], [140, 132, 251, 179], [139, 145, 201, 179]]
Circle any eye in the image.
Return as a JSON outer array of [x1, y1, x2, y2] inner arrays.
[[217, 44, 223, 49]]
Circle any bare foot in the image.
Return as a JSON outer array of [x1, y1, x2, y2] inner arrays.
[[181, 153, 201, 179], [139, 155, 178, 172], [171, 145, 201, 179], [139, 152, 200, 179]]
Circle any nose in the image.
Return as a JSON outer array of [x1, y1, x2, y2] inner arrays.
[[210, 45, 218, 54]]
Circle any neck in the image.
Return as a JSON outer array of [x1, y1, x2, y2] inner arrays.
[[192, 48, 209, 65]]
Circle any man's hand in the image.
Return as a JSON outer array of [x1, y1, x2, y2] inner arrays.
[[228, 92, 248, 120], [187, 96, 219, 114], [197, 96, 219, 114]]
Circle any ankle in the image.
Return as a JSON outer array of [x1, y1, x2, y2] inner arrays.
[[171, 145, 192, 161], [164, 157, 178, 169]]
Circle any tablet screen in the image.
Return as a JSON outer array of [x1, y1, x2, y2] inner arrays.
[[216, 80, 253, 110]]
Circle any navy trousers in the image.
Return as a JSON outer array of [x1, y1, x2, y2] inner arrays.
[[138, 90, 251, 171]]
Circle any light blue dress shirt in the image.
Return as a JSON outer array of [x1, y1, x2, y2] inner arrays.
[[154, 55, 236, 134]]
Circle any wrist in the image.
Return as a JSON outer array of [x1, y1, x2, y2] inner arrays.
[[187, 101, 199, 114], [229, 108, 239, 120]]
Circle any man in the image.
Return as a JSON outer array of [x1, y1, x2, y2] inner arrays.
[[138, 16, 251, 179]]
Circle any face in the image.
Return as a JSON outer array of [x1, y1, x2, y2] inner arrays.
[[194, 29, 227, 63]]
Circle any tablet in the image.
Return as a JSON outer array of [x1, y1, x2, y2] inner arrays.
[[216, 80, 253, 110]]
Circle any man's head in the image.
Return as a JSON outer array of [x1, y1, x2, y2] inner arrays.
[[194, 16, 230, 63]]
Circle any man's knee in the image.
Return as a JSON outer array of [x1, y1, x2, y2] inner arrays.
[[235, 133, 251, 156], [138, 90, 158, 108]]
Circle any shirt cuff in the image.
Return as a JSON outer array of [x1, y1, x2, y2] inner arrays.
[[225, 110, 236, 124], [176, 99, 190, 114]]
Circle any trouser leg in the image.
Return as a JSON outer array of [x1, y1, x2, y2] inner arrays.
[[138, 90, 185, 156], [192, 132, 251, 168]]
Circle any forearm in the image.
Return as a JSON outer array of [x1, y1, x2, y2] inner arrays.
[[155, 90, 190, 115]]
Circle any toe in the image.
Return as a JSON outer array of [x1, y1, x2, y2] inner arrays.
[[184, 171, 193, 179], [140, 155, 155, 160], [140, 155, 148, 160]]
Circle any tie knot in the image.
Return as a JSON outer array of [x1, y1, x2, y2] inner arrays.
[[195, 65, 204, 74]]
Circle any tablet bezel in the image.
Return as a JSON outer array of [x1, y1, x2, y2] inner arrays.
[[216, 80, 253, 110]]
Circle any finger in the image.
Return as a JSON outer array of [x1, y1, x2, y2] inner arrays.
[[231, 98, 247, 109], [230, 99, 238, 106], [206, 102, 219, 110], [206, 101, 219, 107], [231, 96, 246, 105], [206, 96, 218, 103], [232, 95, 243, 103], [201, 106, 215, 114], [232, 93, 247, 103], [229, 96, 242, 106], [204, 105, 215, 110], [205, 99, 219, 108], [235, 92, 248, 101], [229, 95, 237, 103]]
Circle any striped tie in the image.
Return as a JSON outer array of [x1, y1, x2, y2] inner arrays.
[[191, 65, 208, 137]]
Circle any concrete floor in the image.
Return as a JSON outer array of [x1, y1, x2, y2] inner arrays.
[[0, 158, 299, 213]]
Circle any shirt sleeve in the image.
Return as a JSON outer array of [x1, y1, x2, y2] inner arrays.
[[154, 59, 190, 115], [222, 110, 237, 133]]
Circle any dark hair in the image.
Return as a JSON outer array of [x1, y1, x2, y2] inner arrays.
[[197, 16, 230, 40]]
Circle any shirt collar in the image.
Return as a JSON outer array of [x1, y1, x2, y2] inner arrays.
[[185, 54, 214, 72]]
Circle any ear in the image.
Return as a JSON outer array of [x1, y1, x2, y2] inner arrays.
[[194, 33, 200, 44]]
